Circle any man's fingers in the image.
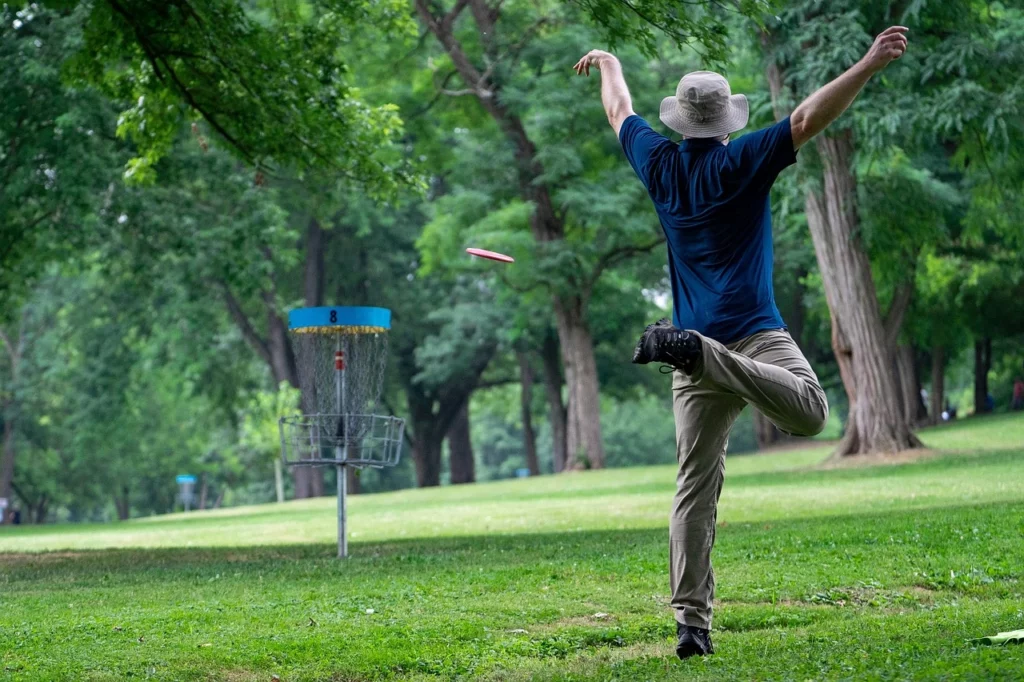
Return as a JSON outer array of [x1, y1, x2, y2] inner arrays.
[[880, 25, 909, 36]]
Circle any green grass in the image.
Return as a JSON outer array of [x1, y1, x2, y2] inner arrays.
[[1, 413, 1023, 681]]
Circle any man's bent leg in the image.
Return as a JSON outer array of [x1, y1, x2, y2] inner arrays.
[[670, 371, 744, 628], [690, 329, 828, 437]]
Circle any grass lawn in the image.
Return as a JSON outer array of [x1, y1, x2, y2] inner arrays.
[[1, 412, 1023, 681]]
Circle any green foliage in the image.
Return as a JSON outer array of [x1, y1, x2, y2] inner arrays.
[[0, 5, 123, 293], [574, 0, 773, 62], [49, 0, 416, 189]]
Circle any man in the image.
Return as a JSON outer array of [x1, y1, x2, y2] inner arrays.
[[574, 26, 908, 659]]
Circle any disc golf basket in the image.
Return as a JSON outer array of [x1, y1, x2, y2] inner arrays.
[[279, 307, 404, 558]]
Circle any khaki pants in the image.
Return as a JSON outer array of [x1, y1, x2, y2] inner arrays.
[[670, 328, 828, 628]]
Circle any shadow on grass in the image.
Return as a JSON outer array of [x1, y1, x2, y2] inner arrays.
[[3, 497, 1022, 594]]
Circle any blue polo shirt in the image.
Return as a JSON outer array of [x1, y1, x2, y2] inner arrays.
[[619, 115, 797, 344]]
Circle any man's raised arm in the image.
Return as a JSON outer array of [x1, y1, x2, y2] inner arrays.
[[574, 50, 635, 136], [790, 26, 908, 149]]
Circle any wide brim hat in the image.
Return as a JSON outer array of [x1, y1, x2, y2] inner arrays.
[[660, 70, 749, 138]]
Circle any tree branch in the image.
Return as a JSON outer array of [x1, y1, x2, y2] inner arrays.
[[587, 236, 666, 293], [106, 0, 254, 164], [884, 279, 914, 350], [0, 327, 14, 371], [221, 283, 272, 366], [475, 376, 518, 390]]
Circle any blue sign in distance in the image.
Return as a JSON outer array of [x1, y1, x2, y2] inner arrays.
[[176, 475, 197, 485]]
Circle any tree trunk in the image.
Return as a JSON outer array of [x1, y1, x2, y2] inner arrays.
[[541, 331, 568, 473], [346, 465, 360, 496], [0, 409, 15, 513], [974, 338, 992, 414], [930, 346, 945, 425], [447, 401, 475, 484], [518, 351, 540, 475], [114, 486, 130, 521], [895, 344, 924, 427], [803, 134, 921, 456], [555, 297, 605, 470], [198, 472, 209, 510], [412, 433, 443, 488], [753, 410, 790, 449], [33, 495, 48, 524]]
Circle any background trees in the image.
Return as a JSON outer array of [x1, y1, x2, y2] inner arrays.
[[2, 0, 1022, 523]]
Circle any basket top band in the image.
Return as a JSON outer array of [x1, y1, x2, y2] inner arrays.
[[288, 307, 392, 334]]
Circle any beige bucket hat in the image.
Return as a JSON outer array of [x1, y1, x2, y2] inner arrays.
[[660, 71, 749, 138]]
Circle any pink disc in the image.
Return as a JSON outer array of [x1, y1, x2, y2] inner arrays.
[[466, 247, 514, 263]]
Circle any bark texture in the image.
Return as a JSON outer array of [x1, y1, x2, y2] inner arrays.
[[447, 400, 476, 484], [753, 410, 791, 449], [541, 332, 568, 473], [517, 351, 540, 475], [974, 338, 992, 414], [895, 344, 926, 426], [930, 345, 945, 425], [805, 135, 921, 455]]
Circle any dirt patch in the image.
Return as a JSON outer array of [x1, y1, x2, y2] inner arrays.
[[753, 439, 838, 455], [0, 551, 85, 565], [524, 612, 618, 634], [817, 448, 940, 470], [479, 640, 673, 682]]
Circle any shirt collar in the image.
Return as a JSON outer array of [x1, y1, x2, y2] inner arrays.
[[680, 138, 725, 151]]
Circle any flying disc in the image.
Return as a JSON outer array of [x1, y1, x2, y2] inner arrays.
[[466, 247, 514, 263]]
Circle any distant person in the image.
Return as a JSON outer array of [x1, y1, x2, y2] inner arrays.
[[575, 26, 908, 659], [1012, 377, 1024, 411], [985, 393, 995, 413]]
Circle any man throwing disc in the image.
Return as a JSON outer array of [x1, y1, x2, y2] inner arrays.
[[574, 26, 908, 659]]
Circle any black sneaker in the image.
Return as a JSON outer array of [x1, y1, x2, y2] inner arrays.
[[676, 621, 714, 659], [631, 319, 702, 374]]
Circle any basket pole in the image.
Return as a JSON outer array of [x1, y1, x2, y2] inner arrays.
[[335, 332, 349, 558]]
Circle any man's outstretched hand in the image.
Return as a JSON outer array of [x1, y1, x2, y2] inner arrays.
[[574, 49, 617, 76], [860, 26, 909, 74]]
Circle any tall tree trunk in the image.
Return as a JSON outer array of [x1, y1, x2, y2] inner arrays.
[[412, 433, 443, 488], [0, 324, 23, 517], [974, 337, 992, 414], [555, 297, 604, 470], [541, 332, 568, 473], [518, 351, 540, 475], [803, 136, 921, 456], [895, 344, 924, 427], [114, 486, 130, 521], [447, 401, 475, 484], [0, 410, 15, 513], [930, 345, 945, 425]]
